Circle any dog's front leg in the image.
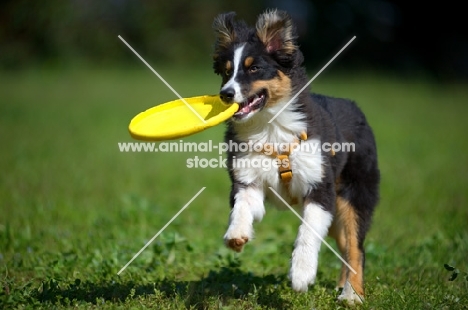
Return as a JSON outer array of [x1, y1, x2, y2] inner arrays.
[[289, 200, 333, 292], [224, 185, 265, 252]]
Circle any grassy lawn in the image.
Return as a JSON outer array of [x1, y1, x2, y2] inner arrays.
[[1, 67, 467, 309]]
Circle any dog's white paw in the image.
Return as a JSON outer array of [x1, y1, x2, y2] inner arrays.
[[289, 247, 317, 292], [224, 224, 253, 252], [337, 281, 364, 305]]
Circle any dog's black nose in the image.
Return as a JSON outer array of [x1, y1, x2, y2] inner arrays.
[[220, 88, 235, 103]]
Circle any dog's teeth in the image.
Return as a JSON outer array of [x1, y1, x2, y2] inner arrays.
[[233, 92, 264, 118]]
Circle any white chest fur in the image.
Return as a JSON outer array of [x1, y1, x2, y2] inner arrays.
[[231, 105, 323, 206], [233, 138, 323, 207]]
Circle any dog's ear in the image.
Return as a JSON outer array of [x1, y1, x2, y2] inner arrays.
[[213, 12, 237, 53], [255, 9, 297, 55]]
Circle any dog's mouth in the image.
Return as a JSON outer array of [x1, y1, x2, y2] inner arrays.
[[233, 90, 267, 119]]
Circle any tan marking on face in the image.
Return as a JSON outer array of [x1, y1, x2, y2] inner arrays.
[[226, 61, 232, 71], [328, 197, 365, 297], [244, 56, 254, 68], [249, 70, 291, 107]]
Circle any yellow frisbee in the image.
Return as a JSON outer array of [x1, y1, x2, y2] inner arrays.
[[128, 95, 239, 141]]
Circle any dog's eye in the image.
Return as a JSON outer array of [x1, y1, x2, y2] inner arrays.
[[249, 66, 259, 73], [225, 69, 232, 76]]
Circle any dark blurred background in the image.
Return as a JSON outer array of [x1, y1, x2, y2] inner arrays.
[[0, 0, 466, 79]]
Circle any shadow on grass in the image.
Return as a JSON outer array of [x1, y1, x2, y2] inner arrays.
[[35, 267, 291, 309]]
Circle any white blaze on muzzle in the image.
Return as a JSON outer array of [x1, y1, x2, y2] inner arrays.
[[221, 43, 246, 103]]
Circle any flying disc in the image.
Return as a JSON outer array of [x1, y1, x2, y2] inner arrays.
[[128, 95, 239, 141]]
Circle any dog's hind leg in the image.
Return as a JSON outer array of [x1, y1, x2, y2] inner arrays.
[[328, 212, 348, 289], [330, 196, 365, 304], [333, 134, 379, 303], [224, 185, 265, 252]]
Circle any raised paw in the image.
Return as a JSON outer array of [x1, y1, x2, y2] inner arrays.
[[224, 222, 253, 252], [225, 236, 249, 252]]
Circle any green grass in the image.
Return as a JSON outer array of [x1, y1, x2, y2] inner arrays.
[[1, 68, 467, 309]]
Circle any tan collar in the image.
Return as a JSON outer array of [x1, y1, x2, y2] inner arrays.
[[256, 131, 308, 184]]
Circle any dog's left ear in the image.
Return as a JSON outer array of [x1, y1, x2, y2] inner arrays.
[[255, 10, 297, 55], [213, 12, 237, 52]]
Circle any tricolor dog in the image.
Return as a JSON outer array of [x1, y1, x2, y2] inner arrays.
[[212, 9, 380, 303]]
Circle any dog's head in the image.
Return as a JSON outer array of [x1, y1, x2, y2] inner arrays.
[[213, 10, 304, 122]]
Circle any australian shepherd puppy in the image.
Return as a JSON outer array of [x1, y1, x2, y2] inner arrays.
[[212, 9, 380, 304]]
